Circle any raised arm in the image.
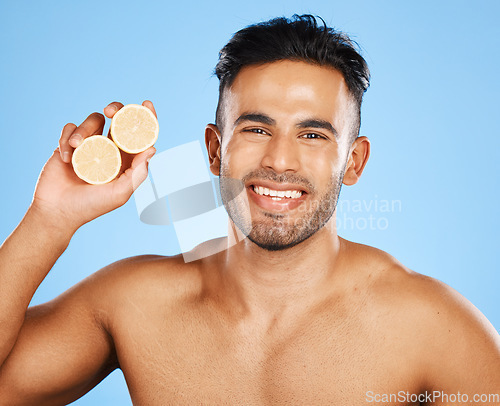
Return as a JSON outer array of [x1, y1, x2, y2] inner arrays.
[[0, 101, 156, 404]]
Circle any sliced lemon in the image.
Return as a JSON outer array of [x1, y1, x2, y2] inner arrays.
[[110, 104, 159, 154], [71, 135, 122, 184]]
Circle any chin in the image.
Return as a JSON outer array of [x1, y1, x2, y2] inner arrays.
[[247, 236, 302, 252], [246, 223, 317, 252]]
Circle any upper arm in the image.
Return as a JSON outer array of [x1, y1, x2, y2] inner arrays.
[[0, 267, 119, 406], [419, 278, 500, 401]]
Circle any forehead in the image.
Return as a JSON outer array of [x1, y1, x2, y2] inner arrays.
[[223, 60, 352, 130]]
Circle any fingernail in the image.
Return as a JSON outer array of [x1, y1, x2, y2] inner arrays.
[[107, 104, 117, 112], [149, 150, 157, 161], [69, 134, 83, 147], [63, 151, 71, 163]]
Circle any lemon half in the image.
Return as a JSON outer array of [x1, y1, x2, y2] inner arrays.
[[110, 104, 159, 154], [72, 135, 122, 185]]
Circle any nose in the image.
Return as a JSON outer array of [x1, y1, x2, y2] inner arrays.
[[260, 134, 300, 174]]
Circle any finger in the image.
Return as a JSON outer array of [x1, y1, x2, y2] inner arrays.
[[103, 101, 125, 119], [68, 112, 106, 148], [118, 149, 134, 176], [142, 100, 157, 118], [59, 123, 77, 163], [113, 147, 156, 201], [131, 146, 156, 171]]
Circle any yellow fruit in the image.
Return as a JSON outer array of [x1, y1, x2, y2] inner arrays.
[[71, 135, 122, 185], [110, 104, 159, 154]]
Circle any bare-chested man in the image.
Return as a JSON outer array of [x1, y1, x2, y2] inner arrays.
[[0, 14, 499, 406]]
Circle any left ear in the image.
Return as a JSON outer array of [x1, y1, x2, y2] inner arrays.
[[342, 136, 370, 186]]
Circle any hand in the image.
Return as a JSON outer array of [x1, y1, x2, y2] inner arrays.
[[31, 101, 157, 232]]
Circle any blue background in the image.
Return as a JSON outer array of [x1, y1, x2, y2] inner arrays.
[[1, 0, 498, 404]]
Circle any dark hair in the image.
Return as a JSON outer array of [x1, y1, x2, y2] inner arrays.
[[214, 14, 370, 141]]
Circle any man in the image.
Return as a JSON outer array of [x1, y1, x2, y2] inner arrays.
[[0, 14, 498, 405]]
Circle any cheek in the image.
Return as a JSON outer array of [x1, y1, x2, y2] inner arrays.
[[301, 148, 344, 182], [221, 137, 262, 174]]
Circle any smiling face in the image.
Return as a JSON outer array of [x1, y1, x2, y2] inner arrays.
[[208, 60, 361, 251]]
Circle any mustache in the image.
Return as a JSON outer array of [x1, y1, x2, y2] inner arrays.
[[240, 169, 315, 193]]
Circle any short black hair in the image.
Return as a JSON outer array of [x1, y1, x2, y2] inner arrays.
[[214, 14, 370, 141]]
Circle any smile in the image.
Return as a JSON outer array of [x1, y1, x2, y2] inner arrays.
[[252, 185, 303, 200]]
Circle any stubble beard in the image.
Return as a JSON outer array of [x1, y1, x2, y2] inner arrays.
[[219, 164, 344, 251]]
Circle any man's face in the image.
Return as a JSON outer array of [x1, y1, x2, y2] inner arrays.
[[217, 60, 355, 251]]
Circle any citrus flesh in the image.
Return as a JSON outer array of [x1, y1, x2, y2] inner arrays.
[[110, 104, 159, 154], [72, 135, 122, 184]]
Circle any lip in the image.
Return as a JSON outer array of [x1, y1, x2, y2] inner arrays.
[[246, 183, 308, 213]]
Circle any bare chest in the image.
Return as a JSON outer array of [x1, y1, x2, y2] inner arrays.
[[112, 306, 421, 405]]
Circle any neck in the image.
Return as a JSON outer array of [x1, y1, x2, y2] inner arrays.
[[214, 217, 343, 327]]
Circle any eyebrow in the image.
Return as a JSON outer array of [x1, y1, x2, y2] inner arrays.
[[234, 113, 276, 127]]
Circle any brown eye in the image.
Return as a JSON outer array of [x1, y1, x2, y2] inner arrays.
[[245, 128, 269, 135], [301, 133, 325, 139]]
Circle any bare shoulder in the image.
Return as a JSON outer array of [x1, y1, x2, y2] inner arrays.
[[342, 239, 500, 388], [60, 253, 205, 332], [345, 239, 498, 338], [85, 254, 201, 291]]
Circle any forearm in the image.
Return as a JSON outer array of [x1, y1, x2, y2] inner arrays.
[[0, 204, 75, 364]]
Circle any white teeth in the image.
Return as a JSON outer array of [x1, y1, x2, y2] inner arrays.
[[253, 186, 303, 199]]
